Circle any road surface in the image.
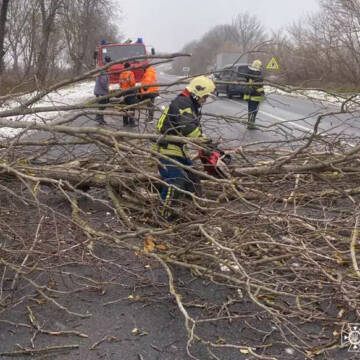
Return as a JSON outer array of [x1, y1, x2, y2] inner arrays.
[[157, 69, 359, 150]]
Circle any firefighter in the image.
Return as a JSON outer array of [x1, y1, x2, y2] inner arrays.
[[139, 65, 159, 122], [243, 59, 265, 130], [153, 76, 215, 221], [93, 55, 111, 125], [119, 62, 137, 127]]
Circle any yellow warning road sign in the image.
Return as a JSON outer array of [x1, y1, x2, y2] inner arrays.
[[266, 57, 279, 70]]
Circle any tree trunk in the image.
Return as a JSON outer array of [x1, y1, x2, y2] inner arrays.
[[35, 0, 62, 84], [0, 0, 10, 75]]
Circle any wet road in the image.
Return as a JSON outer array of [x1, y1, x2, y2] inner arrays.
[[19, 69, 360, 164], [157, 70, 360, 149]]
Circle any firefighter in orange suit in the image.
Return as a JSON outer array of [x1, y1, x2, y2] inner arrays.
[[119, 62, 137, 127], [139, 65, 159, 122]]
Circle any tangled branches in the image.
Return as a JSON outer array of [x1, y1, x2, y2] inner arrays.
[[0, 72, 360, 359]]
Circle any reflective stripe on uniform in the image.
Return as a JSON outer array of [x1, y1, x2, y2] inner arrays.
[[152, 143, 185, 157], [187, 127, 201, 138], [157, 106, 169, 132], [245, 78, 264, 101], [244, 95, 264, 101], [250, 96, 264, 102], [179, 107, 193, 115]]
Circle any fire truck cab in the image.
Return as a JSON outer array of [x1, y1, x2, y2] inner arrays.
[[94, 38, 155, 91]]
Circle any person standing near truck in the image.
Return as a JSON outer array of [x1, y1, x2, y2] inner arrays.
[[93, 55, 111, 125], [243, 59, 265, 130], [139, 65, 159, 122], [119, 62, 137, 127]]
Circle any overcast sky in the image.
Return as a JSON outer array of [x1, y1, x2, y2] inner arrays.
[[117, 0, 320, 53]]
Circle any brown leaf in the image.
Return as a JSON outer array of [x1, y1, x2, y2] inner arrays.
[[48, 279, 56, 289], [144, 236, 155, 252], [155, 244, 167, 250]]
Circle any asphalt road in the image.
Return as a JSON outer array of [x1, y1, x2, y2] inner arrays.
[[26, 67, 357, 152], [157, 69, 360, 149]]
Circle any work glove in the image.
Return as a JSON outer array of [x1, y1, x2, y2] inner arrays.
[[200, 136, 212, 144], [201, 137, 221, 153]]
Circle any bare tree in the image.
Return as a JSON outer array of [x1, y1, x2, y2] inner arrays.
[[194, 24, 237, 71], [6, 0, 31, 76], [228, 13, 267, 54], [35, 0, 65, 84], [0, 0, 10, 75], [61, 0, 120, 75], [320, 0, 360, 85], [1, 0, 122, 88], [5, 0, 42, 82], [172, 14, 267, 75], [280, 0, 360, 87], [171, 40, 198, 74]]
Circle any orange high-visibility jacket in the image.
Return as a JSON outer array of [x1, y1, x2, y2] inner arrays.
[[140, 66, 159, 94], [119, 70, 135, 90]]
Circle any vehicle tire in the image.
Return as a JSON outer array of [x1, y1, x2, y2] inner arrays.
[[226, 86, 232, 99]]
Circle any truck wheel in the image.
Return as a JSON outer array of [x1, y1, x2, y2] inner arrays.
[[226, 87, 232, 99]]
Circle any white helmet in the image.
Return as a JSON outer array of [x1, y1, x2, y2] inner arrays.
[[249, 59, 262, 71], [186, 76, 215, 99]]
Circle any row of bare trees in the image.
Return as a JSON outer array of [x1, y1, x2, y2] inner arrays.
[[171, 13, 267, 75], [0, 0, 120, 90], [173, 0, 360, 89], [282, 0, 360, 87]]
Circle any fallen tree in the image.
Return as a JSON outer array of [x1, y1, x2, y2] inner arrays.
[[0, 63, 360, 359]]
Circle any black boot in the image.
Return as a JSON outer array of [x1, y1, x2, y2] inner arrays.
[[247, 113, 256, 129], [148, 106, 154, 122], [123, 116, 129, 127], [128, 118, 136, 127], [96, 114, 106, 125]]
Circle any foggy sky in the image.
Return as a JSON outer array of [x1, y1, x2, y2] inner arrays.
[[117, 0, 320, 53]]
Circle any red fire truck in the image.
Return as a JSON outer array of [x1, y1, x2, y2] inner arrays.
[[94, 38, 155, 91]]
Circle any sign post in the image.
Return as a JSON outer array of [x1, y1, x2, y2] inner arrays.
[[183, 66, 190, 77]]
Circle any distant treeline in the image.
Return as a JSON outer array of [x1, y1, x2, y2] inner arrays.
[[171, 0, 360, 90], [0, 0, 121, 93]]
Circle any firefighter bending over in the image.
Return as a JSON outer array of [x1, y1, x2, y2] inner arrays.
[[153, 76, 215, 221]]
